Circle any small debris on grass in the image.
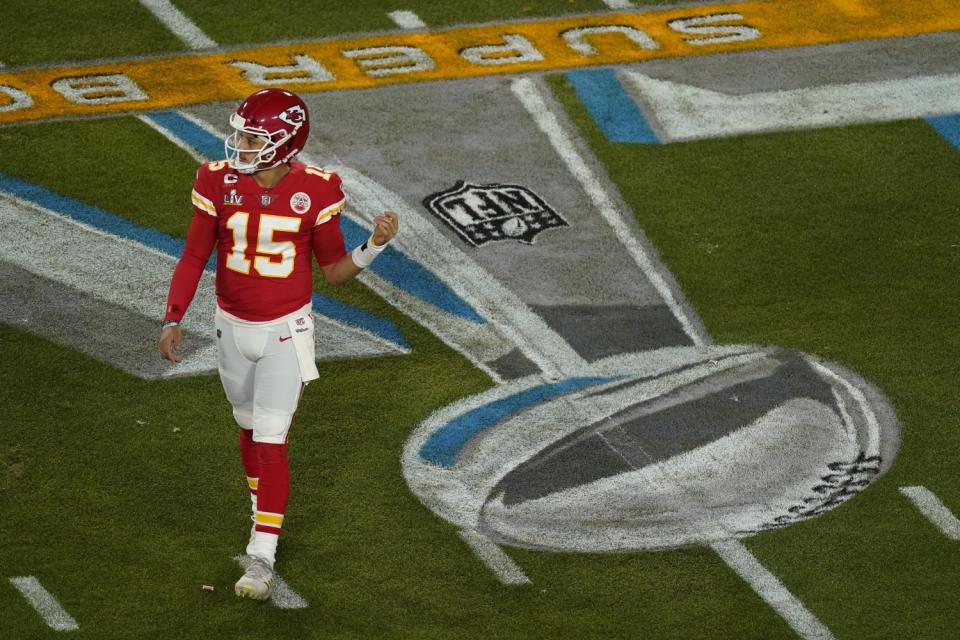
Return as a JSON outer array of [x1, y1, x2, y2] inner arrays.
[[202, 584, 215, 592], [172, 427, 181, 433], [135, 420, 147, 426]]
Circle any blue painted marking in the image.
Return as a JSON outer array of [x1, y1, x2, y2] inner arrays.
[[419, 376, 625, 468], [148, 110, 485, 324], [309, 292, 407, 348], [927, 114, 960, 151], [0, 172, 184, 257], [567, 69, 659, 144], [143, 111, 226, 161], [339, 220, 485, 323], [0, 171, 408, 349]]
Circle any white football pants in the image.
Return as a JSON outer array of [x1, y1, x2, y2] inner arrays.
[[215, 304, 318, 444]]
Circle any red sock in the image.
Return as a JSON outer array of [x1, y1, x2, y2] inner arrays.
[[254, 443, 289, 536], [239, 429, 259, 503]]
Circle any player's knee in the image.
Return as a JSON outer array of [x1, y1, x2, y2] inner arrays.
[[232, 407, 254, 430], [251, 412, 291, 444]]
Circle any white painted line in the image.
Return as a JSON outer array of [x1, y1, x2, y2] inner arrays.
[[233, 556, 309, 608], [808, 360, 880, 457], [624, 71, 960, 142], [388, 10, 427, 30], [602, 0, 634, 8], [269, 577, 309, 609], [138, 0, 217, 50], [131, 114, 408, 359], [510, 77, 706, 347], [710, 541, 835, 640], [137, 114, 207, 164], [8, 577, 79, 632], [458, 529, 531, 585], [0, 192, 396, 377], [900, 486, 960, 540], [829, 387, 859, 451], [329, 162, 588, 381]]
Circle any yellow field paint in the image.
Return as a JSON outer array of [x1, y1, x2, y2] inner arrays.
[[1, 0, 959, 125]]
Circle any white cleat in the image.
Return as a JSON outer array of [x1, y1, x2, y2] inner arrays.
[[235, 555, 274, 600]]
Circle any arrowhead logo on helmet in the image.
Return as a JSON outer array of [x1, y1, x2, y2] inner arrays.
[[224, 89, 311, 174], [279, 105, 306, 127]]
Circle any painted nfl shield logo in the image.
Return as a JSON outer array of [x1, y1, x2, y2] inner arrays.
[[423, 181, 569, 247]]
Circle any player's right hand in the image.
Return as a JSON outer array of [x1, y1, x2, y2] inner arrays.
[[159, 326, 183, 363]]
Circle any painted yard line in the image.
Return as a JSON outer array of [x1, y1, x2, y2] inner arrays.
[[331, 164, 590, 381], [388, 10, 427, 30], [0, 190, 221, 377], [136, 114, 206, 163], [510, 77, 706, 347], [232, 556, 309, 608], [140, 110, 513, 369], [8, 577, 79, 632], [138, 0, 217, 50], [900, 486, 960, 540], [458, 529, 531, 585], [141, 110, 225, 160], [136, 110, 586, 382], [143, 111, 483, 327], [5, 0, 960, 125], [515, 75, 837, 637], [710, 541, 835, 640], [624, 71, 960, 141], [0, 175, 406, 374], [331, 164, 590, 380]]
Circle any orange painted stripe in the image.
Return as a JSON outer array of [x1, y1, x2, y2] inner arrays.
[[0, 0, 959, 125]]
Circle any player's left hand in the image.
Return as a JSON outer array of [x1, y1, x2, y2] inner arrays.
[[372, 211, 399, 246]]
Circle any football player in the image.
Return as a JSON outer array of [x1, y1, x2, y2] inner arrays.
[[158, 89, 398, 600]]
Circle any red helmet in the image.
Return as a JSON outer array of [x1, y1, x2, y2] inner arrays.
[[224, 89, 310, 174]]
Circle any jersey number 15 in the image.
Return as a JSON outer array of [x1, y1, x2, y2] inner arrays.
[[225, 212, 301, 278]]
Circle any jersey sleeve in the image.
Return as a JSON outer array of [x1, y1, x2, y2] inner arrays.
[[314, 172, 346, 227], [163, 210, 217, 322], [312, 212, 347, 267], [190, 163, 220, 219]]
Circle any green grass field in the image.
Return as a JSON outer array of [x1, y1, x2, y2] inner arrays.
[[1, 1, 958, 638]]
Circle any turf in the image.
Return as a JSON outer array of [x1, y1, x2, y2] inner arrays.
[[1, 2, 959, 639], [0, 0, 187, 66], [173, 0, 679, 46], [0, 108, 789, 640], [547, 72, 960, 639], [0, 0, 697, 67]]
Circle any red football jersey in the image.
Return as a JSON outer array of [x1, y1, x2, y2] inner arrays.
[[164, 161, 347, 323]]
